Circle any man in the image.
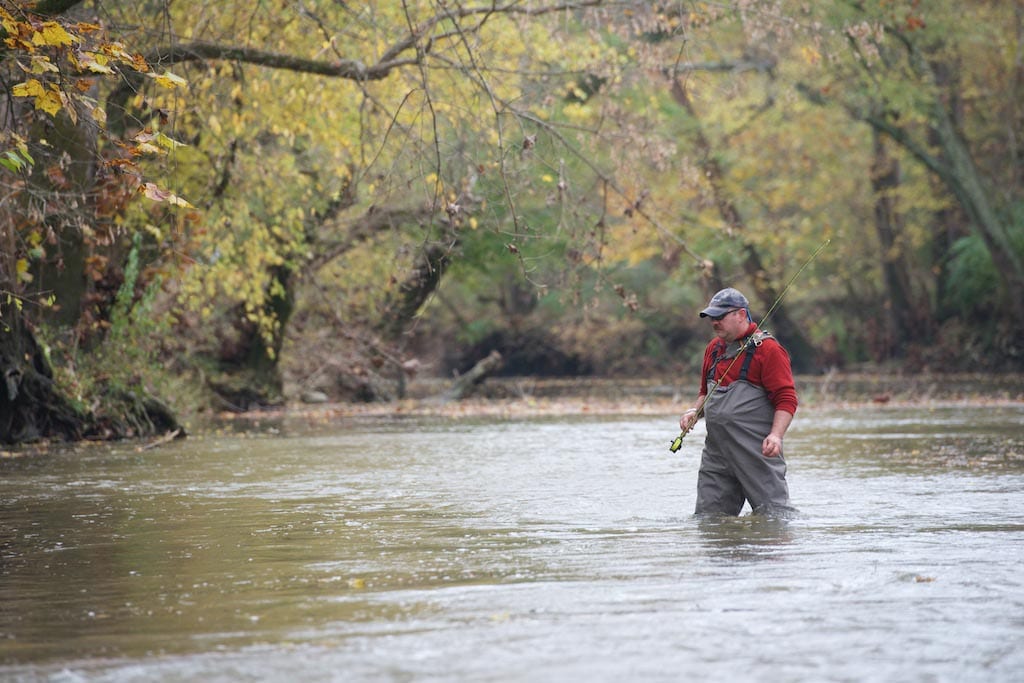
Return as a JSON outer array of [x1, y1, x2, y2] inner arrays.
[[679, 287, 798, 515]]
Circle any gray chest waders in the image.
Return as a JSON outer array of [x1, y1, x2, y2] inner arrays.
[[695, 341, 791, 515]]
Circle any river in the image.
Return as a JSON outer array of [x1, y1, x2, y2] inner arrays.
[[1, 404, 1022, 682]]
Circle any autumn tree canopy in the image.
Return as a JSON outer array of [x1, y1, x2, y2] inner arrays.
[[2, 0, 1021, 444]]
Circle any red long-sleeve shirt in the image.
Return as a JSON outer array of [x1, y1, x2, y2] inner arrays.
[[698, 322, 798, 415]]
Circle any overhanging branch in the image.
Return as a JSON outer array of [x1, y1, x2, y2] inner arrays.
[[143, 42, 407, 81], [27, 0, 84, 16]]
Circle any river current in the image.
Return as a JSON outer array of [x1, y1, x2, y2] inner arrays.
[[1, 404, 1022, 681]]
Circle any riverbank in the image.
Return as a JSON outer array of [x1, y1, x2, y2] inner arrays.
[[7, 372, 1018, 450], [405, 371, 1024, 404], [218, 372, 1024, 426]]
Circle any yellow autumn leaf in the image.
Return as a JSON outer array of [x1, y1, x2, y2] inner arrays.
[[78, 52, 114, 74], [150, 71, 187, 89], [11, 79, 64, 117], [133, 130, 184, 154], [801, 46, 821, 66], [140, 182, 170, 201], [100, 41, 132, 60], [11, 79, 45, 98], [0, 9, 18, 36], [59, 90, 76, 123], [33, 22, 75, 48], [26, 56, 59, 74], [140, 182, 193, 208], [16, 258, 33, 283], [35, 89, 63, 117], [155, 132, 184, 151]]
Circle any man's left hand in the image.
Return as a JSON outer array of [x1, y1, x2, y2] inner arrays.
[[762, 434, 783, 457]]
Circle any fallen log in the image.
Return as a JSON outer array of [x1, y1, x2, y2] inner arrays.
[[445, 350, 503, 401]]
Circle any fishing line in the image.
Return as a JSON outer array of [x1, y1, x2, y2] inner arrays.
[[669, 238, 831, 452]]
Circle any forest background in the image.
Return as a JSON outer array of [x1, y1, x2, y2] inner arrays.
[[1, 0, 1022, 445]]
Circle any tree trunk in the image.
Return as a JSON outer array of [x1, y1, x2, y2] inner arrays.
[[379, 242, 453, 341], [870, 131, 923, 357], [0, 310, 85, 444], [376, 241, 454, 399], [925, 104, 1024, 308], [858, 42, 1024, 325], [26, 103, 101, 329], [206, 263, 294, 410], [1, 301, 185, 445], [202, 191, 367, 410]]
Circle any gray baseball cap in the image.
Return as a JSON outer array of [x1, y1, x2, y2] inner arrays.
[[699, 287, 749, 318]]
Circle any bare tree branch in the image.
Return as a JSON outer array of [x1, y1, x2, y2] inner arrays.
[[144, 42, 395, 80], [308, 204, 436, 272], [25, 0, 85, 16]]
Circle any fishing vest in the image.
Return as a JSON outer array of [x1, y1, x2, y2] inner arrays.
[[705, 331, 774, 388]]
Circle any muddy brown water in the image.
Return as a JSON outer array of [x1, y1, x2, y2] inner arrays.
[[1, 404, 1022, 682]]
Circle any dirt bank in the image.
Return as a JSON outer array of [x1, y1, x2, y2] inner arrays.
[[217, 372, 1024, 426]]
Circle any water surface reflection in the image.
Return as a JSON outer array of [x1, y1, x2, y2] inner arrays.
[[1, 405, 1022, 681]]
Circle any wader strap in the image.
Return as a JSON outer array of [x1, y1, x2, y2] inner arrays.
[[706, 337, 758, 385], [738, 341, 756, 381]]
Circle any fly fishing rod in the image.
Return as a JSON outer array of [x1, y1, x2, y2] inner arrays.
[[669, 238, 831, 453]]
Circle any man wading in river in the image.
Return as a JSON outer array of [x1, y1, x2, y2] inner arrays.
[[679, 288, 798, 516]]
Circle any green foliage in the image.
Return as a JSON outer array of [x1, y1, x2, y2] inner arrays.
[[944, 236, 1000, 316], [45, 233, 180, 418], [944, 204, 1024, 317]]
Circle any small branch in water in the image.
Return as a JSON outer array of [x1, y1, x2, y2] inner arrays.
[[138, 429, 182, 452]]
